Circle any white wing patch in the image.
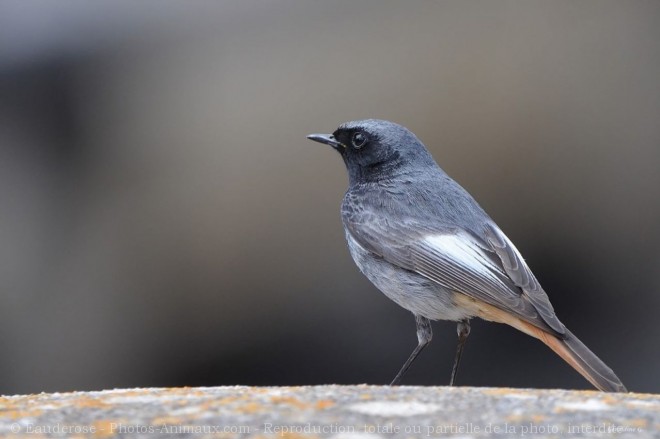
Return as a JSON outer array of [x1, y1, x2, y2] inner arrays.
[[424, 233, 504, 283]]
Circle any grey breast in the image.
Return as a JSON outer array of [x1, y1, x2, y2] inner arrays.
[[344, 227, 474, 322]]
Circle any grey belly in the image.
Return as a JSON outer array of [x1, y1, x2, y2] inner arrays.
[[345, 231, 474, 322]]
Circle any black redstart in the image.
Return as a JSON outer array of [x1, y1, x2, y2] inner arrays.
[[307, 119, 626, 392]]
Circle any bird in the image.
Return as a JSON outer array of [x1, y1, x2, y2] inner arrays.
[[307, 119, 626, 392]]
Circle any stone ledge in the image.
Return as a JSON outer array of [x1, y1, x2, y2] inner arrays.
[[1, 385, 657, 438]]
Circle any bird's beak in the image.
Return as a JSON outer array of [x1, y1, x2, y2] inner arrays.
[[306, 133, 346, 149]]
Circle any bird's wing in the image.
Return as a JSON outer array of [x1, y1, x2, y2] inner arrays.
[[344, 209, 565, 335], [482, 223, 564, 333]]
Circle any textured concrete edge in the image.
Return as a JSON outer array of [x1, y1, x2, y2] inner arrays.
[[0, 385, 658, 438], [3, 384, 658, 401]]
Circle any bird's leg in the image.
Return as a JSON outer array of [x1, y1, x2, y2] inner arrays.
[[449, 319, 471, 386], [390, 315, 432, 385]]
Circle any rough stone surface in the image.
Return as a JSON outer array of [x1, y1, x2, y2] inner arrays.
[[0, 385, 658, 438]]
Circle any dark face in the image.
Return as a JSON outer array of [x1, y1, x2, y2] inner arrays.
[[331, 124, 400, 170], [308, 119, 435, 185]]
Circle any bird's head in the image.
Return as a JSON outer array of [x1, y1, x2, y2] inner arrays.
[[307, 119, 437, 185]]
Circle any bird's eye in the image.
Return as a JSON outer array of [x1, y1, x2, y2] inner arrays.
[[352, 132, 367, 149]]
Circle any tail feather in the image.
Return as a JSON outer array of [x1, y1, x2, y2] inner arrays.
[[504, 317, 627, 393], [456, 295, 627, 392], [538, 327, 627, 393]]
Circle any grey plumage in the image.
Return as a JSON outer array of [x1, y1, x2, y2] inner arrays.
[[307, 119, 626, 392]]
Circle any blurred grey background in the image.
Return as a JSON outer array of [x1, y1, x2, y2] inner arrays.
[[1, 0, 659, 395]]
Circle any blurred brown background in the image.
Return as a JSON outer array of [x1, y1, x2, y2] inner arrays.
[[1, 1, 658, 395]]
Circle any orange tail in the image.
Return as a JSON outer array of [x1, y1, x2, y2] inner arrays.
[[456, 295, 627, 392], [515, 320, 627, 392]]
